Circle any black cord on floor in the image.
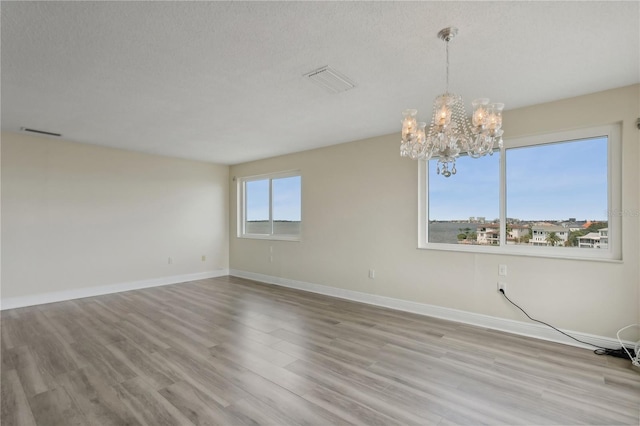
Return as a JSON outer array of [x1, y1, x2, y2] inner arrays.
[[497, 288, 623, 356]]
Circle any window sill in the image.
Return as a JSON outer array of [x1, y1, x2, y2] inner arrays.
[[238, 234, 301, 242], [416, 243, 622, 263]]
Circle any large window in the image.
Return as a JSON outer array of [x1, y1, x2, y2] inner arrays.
[[419, 124, 621, 260], [238, 171, 301, 240]]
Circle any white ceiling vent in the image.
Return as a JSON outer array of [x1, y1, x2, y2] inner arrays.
[[304, 66, 356, 94]]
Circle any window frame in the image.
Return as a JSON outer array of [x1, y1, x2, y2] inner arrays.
[[237, 170, 302, 241], [418, 123, 622, 261]]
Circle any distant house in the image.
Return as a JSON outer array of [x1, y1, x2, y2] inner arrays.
[[507, 224, 530, 244], [578, 228, 609, 248], [530, 225, 570, 246], [559, 220, 587, 232], [476, 224, 499, 245], [475, 224, 531, 245]]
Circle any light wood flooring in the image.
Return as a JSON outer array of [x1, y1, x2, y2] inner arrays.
[[1, 275, 639, 425]]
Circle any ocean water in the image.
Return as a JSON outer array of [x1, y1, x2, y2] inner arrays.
[[429, 222, 476, 244], [246, 220, 597, 248], [246, 221, 300, 235], [245, 220, 466, 243]]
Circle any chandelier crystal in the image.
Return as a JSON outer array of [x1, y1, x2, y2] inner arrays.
[[400, 27, 504, 177]]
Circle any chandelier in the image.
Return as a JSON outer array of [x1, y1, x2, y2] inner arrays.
[[400, 27, 504, 177]]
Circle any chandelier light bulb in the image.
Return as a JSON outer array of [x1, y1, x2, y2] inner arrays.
[[399, 27, 504, 177], [401, 109, 418, 141], [472, 98, 489, 128], [486, 103, 504, 131], [436, 105, 451, 127]]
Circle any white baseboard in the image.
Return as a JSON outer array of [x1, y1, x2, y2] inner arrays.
[[0, 269, 230, 310], [230, 269, 629, 350]]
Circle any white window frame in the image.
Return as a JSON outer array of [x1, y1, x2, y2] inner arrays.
[[418, 123, 622, 261], [237, 170, 302, 241]]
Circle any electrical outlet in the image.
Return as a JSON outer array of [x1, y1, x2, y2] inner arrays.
[[201, 255, 206, 262], [168, 257, 173, 264], [497, 282, 506, 292], [498, 264, 507, 276], [369, 269, 375, 279]]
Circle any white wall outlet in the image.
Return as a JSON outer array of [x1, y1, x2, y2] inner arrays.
[[498, 264, 507, 276], [168, 257, 173, 264], [369, 269, 375, 279], [269, 256, 273, 263], [497, 282, 506, 292], [201, 255, 206, 262]]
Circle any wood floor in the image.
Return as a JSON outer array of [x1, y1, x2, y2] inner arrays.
[[1, 276, 639, 425]]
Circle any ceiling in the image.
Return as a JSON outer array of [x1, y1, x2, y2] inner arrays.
[[2, 1, 638, 165]]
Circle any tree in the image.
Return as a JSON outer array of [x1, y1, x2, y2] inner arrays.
[[545, 231, 561, 247], [567, 222, 608, 247], [586, 221, 608, 232], [457, 227, 474, 241], [567, 229, 585, 247], [515, 227, 531, 244]]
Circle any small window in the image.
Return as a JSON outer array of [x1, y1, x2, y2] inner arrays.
[[239, 171, 301, 240]]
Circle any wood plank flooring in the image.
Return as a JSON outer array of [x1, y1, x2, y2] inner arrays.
[[1, 275, 639, 425]]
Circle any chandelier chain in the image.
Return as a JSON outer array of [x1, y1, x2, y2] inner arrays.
[[445, 39, 449, 94]]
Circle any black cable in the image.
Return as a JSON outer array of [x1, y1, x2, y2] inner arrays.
[[498, 288, 610, 351], [500, 290, 637, 359]]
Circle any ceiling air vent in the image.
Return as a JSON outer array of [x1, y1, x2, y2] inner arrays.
[[304, 66, 356, 94], [20, 127, 62, 137]]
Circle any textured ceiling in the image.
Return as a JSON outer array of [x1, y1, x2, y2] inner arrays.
[[2, 1, 639, 165]]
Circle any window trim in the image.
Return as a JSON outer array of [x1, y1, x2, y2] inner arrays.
[[418, 123, 622, 261], [237, 170, 302, 241]]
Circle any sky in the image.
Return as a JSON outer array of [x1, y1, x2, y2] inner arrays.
[[246, 176, 301, 221], [429, 136, 608, 221], [247, 137, 608, 223]]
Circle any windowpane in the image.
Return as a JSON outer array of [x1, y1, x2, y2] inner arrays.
[[239, 171, 301, 240], [428, 153, 500, 245], [419, 124, 619, 259], [272, 176, 301, 235], [506, 137, 608, 248], [245, 179, 269, 234]]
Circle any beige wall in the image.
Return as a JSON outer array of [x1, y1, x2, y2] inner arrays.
[[230, 84, 640, 338], [1, 85, 637, 337], [1, 132, 229, 299]]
